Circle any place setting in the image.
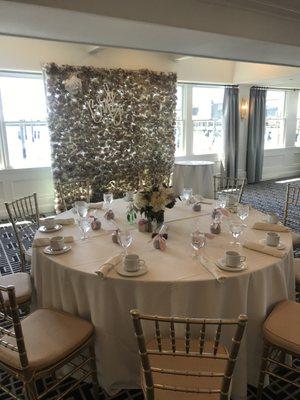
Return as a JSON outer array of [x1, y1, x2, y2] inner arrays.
[[43, 236, 72, 255], [216, 250, 247, 272]]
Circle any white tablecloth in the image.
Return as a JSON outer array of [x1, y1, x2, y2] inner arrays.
[[31, 200, 295, 400], [173, 160, 215, 198]]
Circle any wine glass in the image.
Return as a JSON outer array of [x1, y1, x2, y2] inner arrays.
[[74, 201, 88, 218], [181, 188, 193, 204], [103, 193, 113, 209], [237, 204, 250, 226], [190, 231, 206, 258], [229, 222, 244, 245], [216, 193, 227, 209], [78, 217, 90, 240], [118, 230, 133, 255]]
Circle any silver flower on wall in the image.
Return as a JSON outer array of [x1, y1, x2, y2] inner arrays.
[[64, 74, 82, 95], [87, 84, 123, 125]]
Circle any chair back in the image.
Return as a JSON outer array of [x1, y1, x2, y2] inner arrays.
[[214, 175, 246, 203], [5, 193, 40, 272], [56, 179, 91, 212], [0, 285, 29, 373], [131, 310, 247, 400], [283, 184, 300, 230]]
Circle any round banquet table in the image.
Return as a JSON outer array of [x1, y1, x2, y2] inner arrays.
[[31, 199, 295, 400], [173, 160, 215, 198]]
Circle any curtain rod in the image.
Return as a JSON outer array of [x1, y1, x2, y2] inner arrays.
[[251, 85, 300, 92]]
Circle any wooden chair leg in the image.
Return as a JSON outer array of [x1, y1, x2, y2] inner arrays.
[[89, 343, 99, 399], [257, 342, 270, 400]]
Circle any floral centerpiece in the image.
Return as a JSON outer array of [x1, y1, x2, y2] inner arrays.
[[134, 185, 177, 231]]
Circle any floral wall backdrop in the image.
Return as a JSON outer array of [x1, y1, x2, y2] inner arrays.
[[43, 63, 177, 208]]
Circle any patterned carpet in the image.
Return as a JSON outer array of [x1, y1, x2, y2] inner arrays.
[[0, 177, 299, 399]]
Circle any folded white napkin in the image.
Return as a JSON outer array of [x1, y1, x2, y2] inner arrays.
[[252, 222, 289, 232], [199, 256, 226, 283], [33, 236, 74, 247], [243, 240, 285, 258], [88, 202, 103, 209], [40, 217, 75, 226], [95, 254, 123, 279]]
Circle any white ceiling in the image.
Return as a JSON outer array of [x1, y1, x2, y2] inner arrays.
[[1, 0, 300, 68]]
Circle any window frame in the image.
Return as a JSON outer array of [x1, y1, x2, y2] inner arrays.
[[175, 82, 225, 158], [264, 89, 287, 150], [0, 71, 49, 170]]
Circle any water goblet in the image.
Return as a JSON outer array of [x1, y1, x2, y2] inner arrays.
[[78, 217, 90, 240], [190, 231, 206, 258], [74, 201, 88, 218], [237, 204, 250, 226], [103, 192, 113, 210], [118, 229, 133, 255], [181, 188, 193, 204], [216, 193, 227, 209], [229, 222, 244, 245]]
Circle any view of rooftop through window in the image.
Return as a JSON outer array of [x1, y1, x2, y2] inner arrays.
[[0, 74, 50, 169]]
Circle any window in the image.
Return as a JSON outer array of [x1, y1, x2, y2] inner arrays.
[[296, 92, 300, 147], [192, 86, 224, 154], [265, 90, 286, 149], [175, 85, 185, 156], [0, 73, 50, 169]]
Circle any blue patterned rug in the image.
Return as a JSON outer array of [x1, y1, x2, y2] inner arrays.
[[0, 177, 299, 399]]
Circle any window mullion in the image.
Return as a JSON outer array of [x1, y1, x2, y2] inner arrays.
[[185, 85, 193, 156], [0, 89, 10, 169]]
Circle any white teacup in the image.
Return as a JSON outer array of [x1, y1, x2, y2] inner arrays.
[[124, 191, 134, 202], [266, 232, 280, 247], [267, 213, 279, 224], [124, 254, 145, 272], [43, 217, 56, 230], [225, 250, 246, 268], [50, 236, 65, 251]]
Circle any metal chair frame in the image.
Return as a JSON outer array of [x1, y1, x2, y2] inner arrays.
[[0, 284, 99, 400], [131, 310, 247, 400], [213, 175, 246, 203], [5, 193, 40, 272], [283, 183, 300, 227]]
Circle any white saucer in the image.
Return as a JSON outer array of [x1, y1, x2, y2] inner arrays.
[[39, 224, 63, 233], [116, 264, 148, 277], [216, 258, 247, 272], [259, 239, 285, 250], [43, 245, 71, 255]]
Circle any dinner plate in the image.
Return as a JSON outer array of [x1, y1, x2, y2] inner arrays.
[[216, 258, 247, 272], [39, 224, 63, 233], [259, 239, 285, 250], [43, 245, 71, 255], [116, 264, 148, 277]]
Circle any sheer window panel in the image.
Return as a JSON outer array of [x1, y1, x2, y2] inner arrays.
[[175, 84, 186, 156]]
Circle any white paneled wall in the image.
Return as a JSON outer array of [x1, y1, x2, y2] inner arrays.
[[0, 167, 54, 218]]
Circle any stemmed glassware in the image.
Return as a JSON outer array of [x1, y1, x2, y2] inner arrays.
[[103, 193, 113, 209], [118, 229, 133, 255], [216, 193, 227, 209], [74, 201, 88, 218], [237, 204, 250, 226], [190, 230, 206, 258], [78, 217, 90, 240], [181, 188, 193, 204], [229, 222, 244, 245]]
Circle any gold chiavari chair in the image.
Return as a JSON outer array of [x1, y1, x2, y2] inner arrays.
[[283, 184, 300, 296], [213, 175, 246, 203], [283, 183, 300, 228], [257, 300, 300, 399], [131, 310, 247, 400], [5, 193, 40, 272], [0, 284, 99, 400], [56, 179, 92, 212]]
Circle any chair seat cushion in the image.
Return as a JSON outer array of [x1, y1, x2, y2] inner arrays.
[[294, 258, 300, 285], [143, 338, 228, 400], [0, 273, 31, 305], [0, 308, 94, 372], [263, 300, 300, 355]]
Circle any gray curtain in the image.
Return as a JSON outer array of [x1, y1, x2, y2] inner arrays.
[[223, 86, 239, 178], [246, 87, 266, 183]]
